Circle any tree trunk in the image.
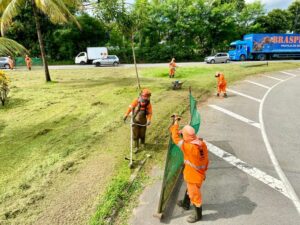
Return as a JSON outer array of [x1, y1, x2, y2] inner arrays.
[[131, 34, 141, 90], [32, 1, 51, 82]]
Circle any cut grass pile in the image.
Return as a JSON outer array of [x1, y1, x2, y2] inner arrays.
[[0, 62, 299, 224]]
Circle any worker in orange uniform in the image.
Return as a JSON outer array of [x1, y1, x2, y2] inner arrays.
[[123, 89, 152, 151], [25, 55, 32, 70], [170, 115, 209, 223], [215, 71, 227, 97], [169, 58, 177, 78], [8, 56, 14, 70]]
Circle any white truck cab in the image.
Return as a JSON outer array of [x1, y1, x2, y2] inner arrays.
[[75, 52, 88, 64]]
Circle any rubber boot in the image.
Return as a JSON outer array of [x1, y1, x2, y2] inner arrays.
[[177, 191, 190, 210], [187, 205, 202, 223], [224, 93, 228, 98]]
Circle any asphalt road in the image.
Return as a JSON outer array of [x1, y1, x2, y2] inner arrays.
[[45, 60, 300, 70], [264, 74, 300, 199], [130, 69, 300, 225]]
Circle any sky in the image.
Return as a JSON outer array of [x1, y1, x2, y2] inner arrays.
[[126, 0, 295, 11], [245, 0, 294, 11]]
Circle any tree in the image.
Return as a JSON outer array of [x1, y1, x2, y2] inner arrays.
[[288, 0, 300, 33], [97, 0, 142, 89], [133, 0, 151, 47], [0, 0, 81, 82], [5, 5, 60, 60], [53, 14, 107, 60], [237, 1, 265, 35], [256, 9, 292, 33], [207, 1, 238, 52]]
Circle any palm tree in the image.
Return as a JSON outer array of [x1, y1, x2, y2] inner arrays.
[[0, 37, 27, 56], [0, 0, 81, 82]]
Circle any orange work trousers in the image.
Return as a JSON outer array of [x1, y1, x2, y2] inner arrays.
[[187, 180, 204, 207], [169, 68, 175, 76], [26, 62, 32, 70], [218, 83, 226, 94]]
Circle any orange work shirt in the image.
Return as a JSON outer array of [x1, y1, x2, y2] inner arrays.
[[125, 98, 152, 121], [170, 124, 209, 184], [218, 73, 226, 86], [25, 57, 31, 65], [169, 62, 176, 69]]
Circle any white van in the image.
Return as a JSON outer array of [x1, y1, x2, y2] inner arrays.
[[75, 47, 108, 64]]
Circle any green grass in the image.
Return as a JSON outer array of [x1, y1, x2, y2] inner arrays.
[[89, 163, 146, 225], [1, 62, 300, 224]]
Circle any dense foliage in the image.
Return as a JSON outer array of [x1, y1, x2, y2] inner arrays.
[[4, 0, 300, 63]]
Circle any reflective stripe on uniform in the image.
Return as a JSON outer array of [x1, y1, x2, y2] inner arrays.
[[177, 140, 184, 149], [184, 159, 206, 171]]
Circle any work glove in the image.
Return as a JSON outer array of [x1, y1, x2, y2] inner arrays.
[[147, 120, 151, 126], [123, 115, 128, 122], [171, 114, 181, 121]]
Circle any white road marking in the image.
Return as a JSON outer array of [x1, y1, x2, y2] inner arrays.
[[245, 80, 271, 89], [264, 75, 284, 81], [206, 70, 300, 213], [209, 104, 261, 129], [259, 74, 300, 214], [205, 142, 290, 199], [281, 71, 297, 77], [227, 88, 262, 102]]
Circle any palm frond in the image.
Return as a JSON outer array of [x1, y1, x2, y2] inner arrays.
[[62, 0, 81, 8], [1, 0, 24, 35], [0, 37, 28, 56], [52, 0, 81, 29], [35, 0, 69, 24], [35, 0, 81, 29], [0, 0, 12, 13]]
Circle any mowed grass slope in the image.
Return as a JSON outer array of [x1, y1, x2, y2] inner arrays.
[[0, 62, 299, 224], [0, 68, 142, 223]]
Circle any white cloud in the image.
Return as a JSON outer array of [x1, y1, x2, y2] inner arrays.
[[245, 0, 294, 11]]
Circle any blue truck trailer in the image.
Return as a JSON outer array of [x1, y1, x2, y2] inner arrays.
[[228, 33, 300, 61]]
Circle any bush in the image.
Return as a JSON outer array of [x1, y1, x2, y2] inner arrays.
[[0, 70, 10, 106]]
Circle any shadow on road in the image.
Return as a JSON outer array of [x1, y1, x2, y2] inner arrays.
[[161, 140, 257, 224]]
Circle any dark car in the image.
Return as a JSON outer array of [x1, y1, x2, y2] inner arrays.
[[0, 57, 11, 69]]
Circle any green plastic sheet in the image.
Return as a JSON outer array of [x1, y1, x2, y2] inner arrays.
[[157, 91, 201, 215]]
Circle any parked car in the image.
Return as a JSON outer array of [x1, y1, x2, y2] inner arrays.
[[204, 53, 230, 64], [0, 57, 11, 69], [93, 55, 119, 67]]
